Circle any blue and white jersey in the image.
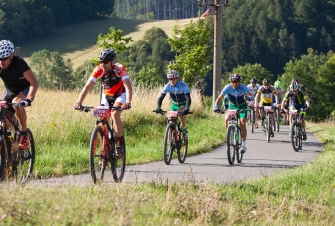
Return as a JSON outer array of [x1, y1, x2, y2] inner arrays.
[[221, 84, 249, 105], [162, 81, 190, 104]]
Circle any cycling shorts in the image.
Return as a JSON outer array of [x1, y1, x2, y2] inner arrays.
[[101, 92, 126, 108], [290, 103, 306, 111], [227, 102, 248, 119], [171, 101, 186, 111]]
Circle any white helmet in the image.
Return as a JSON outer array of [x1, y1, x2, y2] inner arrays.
[[167, 70, 179, 79], [290, 81, 299, 91], [0, 40, 14, 58]]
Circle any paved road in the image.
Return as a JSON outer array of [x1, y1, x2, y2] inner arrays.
[[34, 125, 323, 185]]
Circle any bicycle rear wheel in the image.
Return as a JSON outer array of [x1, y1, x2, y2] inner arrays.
[[89, 126, 105, 184], [0, 136, 6, 179], [227, 125, 236, 165], [264, 116, 270, 142], [163, 124, 174, 165], [291, 122, 302, 152], [251, 109, 255, 133], [236, 129, 243, 163], [111, 136, 126, 183], [177, 130, 188, 163]]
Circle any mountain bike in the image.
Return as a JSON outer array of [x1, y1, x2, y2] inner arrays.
[[80, 105, 126, 184], [262, 106, 274, 143], [154, 110, 192, 165], [216, 108, 250, 165], [0, 101, 35, 183], [273, 104, 280, 132], [290, 108, 306, 152], [248, 100, 256, 133]]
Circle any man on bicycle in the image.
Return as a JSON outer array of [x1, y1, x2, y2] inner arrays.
[[155, 70, 191, 140], [247, 78, 260, 128], [273, 79, 285, 118], [213, 74, 253, 153], [0, 40, 39, 149], [281, 81, 311, 140], [74, 49, 132, 156], [254, 78, 279, 137]]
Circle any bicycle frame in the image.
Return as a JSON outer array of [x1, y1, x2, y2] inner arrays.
[[290, 109, 305, 152], [262, 106, 274, 142]]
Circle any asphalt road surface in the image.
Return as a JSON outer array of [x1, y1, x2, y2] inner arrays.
[[34, 125, 323, 185]]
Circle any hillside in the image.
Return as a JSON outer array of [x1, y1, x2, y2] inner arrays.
[[18, 17, 194, 69]]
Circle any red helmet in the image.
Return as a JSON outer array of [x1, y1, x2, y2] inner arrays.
[[291, 78, 300, 84]]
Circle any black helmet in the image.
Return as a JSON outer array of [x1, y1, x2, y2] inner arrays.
[[98, 49, 116, 62], [263, 78, 271, 85], [250, 78, 257, 83]]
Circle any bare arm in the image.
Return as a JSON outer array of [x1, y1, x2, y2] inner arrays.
[[76, 79, 95, 104], [214, 94, 224, 107], [23, 70, 39, 101], [123, 78, 132, 104]]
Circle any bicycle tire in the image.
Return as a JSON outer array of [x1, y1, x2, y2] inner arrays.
[[17, 128, 35, 183], [177, 129, 188, 163], [273, 111, 277, 132], [291, 122, 302, 152], [265, 116, 270, 143], [227, 125, 235, 165], [236, 128, 243, 163], [251, 109, 255, 133], [163, 124, 174, 165], [0, 137, 5, 179], [89, 126, 105, 184], [111, 136, 126, 183]]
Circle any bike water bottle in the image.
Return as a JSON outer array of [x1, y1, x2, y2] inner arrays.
[[108, 130, 112, 139]]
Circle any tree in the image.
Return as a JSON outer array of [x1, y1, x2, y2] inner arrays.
[[167, 18, 212, 86], [29, 49, 73, 89], [231, 63, 274, 85]]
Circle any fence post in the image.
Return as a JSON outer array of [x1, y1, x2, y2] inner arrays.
[[15, 47, 21, 56]]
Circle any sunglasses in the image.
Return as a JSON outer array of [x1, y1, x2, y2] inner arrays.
[[231, 81, 240, 84], [168, 78, 177, 81], [0, 57, 9, 62], [292, 90, 298, 93]]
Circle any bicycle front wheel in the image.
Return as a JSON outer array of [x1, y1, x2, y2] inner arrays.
[[275, 108, 280, 132], [17, 128, 35, 184], [251, 109, 255, 133], [177, 130, 188, 163], [0, 136, 6, 179], [236, 129, 243, 163], [227, 125, 236, 165], [265, 116, 270, 142], [111, 136, 126, 183], [163, 124, 174, 165], [291, 122, 302, 152], [89, 126, 105, 184]]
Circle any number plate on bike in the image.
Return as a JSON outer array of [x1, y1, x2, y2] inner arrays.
[[290, 110, 298, 115], [264, 106, 272, 112], [226, 110, 237, 117], [93, 109, 110, 117], [166, 111, 178, 118], [248, 101, 254, 107]]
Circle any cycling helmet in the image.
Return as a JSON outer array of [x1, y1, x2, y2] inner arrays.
[[274, 80, 281, 88], [290, 81, 299, 91], [166, 70, 179, 79], [230, 74, 242, 82], [98, 49, 116, 62], [250, 78, 257, 83], [0, 40, 14, 58], [263, 78, 271, 85], [291, 78, 300, 84]]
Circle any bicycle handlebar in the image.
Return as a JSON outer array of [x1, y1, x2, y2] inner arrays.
[[152, 110, 193, 116], [214, 109, 251, 114], [80, 105, 123, 113], [0, 100, 24, 108]]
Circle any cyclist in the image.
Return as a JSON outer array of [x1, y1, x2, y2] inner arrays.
[[254, 78, 279, 137], [213, 74, 253, 153], [0, 40, 39, 149], [273, 79, 285, 118], [281, 81, 311, 140], [287, 78, 308, 95], [247, 78, 260, 128], [74, 49, 132, 156], [155, 70, 191, 141]]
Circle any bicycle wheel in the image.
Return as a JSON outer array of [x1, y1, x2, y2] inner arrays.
[[0, 136, 5, 179], [236, 129, 243, 163], [163, 124, 174, 165], [265, 116, 270, 142], [227, 125, 236, 165], [275, 108, 280, 132], [89, 126, 105, 184], [111, 136, 126, 183], [177, 129, 188, 163], [251, 109, 255, 133], [291, 122, 302, 152], [272, 111, 277, 132], [16, 128, 35, 183]]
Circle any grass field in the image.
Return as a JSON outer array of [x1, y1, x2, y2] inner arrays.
[[18, 17, 194, 69]]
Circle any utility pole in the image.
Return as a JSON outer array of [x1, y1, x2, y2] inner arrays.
[[197, 0, 229, 107]]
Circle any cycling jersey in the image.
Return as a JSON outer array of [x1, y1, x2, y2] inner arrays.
[[90, 63, 129, 97], [284, 90, 308, 107], [257, 85, 277, 104], [0, 56, 30, 93], [272, 87, 284, 103], [247, 83, 260, 97], [221, 84, 249, 106], [162, 81, 190, 104]]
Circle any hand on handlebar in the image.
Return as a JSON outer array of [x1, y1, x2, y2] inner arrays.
[[74, 103, 82, 110], [213, 108, 221, 113], [19, 98, 31, 107], [305, 106, 310, 112], [182, 108, 190, 115], [154, 108, 163, 114], [123, 102, 131, 110]]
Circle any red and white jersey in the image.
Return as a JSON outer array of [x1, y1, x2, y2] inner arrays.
[[90, 63, 129, 97]]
